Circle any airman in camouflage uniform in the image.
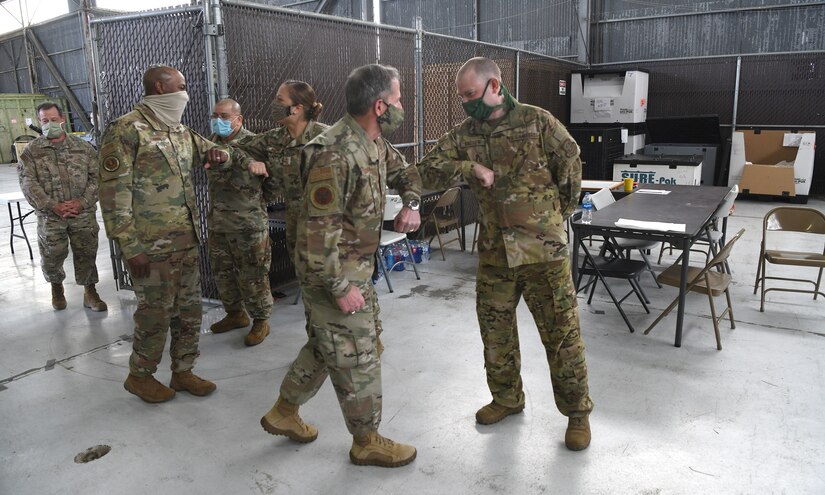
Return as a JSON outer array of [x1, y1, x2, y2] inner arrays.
[[18, 102, 107, 312], [417, 57, 593, 451], [259, 65, 421, 468], [98, 65, 228, 403], [204, 98, 272, 346]]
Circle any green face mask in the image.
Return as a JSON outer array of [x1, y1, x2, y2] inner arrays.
[[377, 101, 404, 136], [41, 121, 66, 139], [461, 79, 516, 121]]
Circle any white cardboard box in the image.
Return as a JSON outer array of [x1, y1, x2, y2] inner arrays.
[[613, 155, 702, 186], [727, 130, 816, 197], [570, 70, 649, 124]]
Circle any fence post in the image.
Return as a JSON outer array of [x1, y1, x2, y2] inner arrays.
[[204, 0, 229, 109], [515, 50, 520, 100], [415, 16, 425, 161], [732, 55, 741, 131]]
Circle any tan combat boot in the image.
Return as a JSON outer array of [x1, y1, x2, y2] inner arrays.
[[51, 283, 66, 310], [475, 401, 525, 425], [210, 311, 250, 333], [349, 431, 417, 467], [244, 319, 270, 347], [124, 374, 175, 403], [83, 284, 108, 312], [169, 370, 216, 396], [260, 397, 318, 443], [565, 415, 591, 451]]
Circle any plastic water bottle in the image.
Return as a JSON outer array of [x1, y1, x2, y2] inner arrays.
[[581, 192, 593, 224]]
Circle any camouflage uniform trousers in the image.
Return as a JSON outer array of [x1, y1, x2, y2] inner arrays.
[[36, 213, 100, 285], [280, 282, 383, 436], [477, 257, 593, 417], [208, 229, 272, 319], [129, 246, 202, 377]]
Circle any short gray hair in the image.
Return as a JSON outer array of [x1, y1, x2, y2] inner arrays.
[[345, 64, 399, 116]]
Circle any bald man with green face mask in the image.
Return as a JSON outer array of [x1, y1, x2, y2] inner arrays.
[[417, 57, 592, 452]]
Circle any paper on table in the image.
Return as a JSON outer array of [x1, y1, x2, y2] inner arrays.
[[635, 189, 671, 195], [615, 218, 686, 232]]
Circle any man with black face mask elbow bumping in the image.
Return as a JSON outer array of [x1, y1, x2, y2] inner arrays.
[[416, 57, 593, 451], [98, 65, 240, 403]]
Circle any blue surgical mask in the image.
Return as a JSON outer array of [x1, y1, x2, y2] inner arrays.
[[210, 117, 234, 138]]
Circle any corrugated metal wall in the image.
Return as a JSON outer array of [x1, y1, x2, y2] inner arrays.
[[0, 12, 92, 131], [244, 0, 373, 20], [593, 0, 825, 63], [381, 0, 581, 59]]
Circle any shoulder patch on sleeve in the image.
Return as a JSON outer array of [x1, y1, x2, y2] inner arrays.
[[102, 156, 120, 172], [562, 138, 579, 158], [310, 184, 336, 209], [309, 166, 334, 183]]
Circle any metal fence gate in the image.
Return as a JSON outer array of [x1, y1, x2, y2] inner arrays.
[[90, 0, 582, 297]]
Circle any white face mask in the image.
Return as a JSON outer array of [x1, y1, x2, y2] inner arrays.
[[142, 91, 190, 128]]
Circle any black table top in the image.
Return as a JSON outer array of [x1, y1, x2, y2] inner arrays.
[[575, 184, 732, 239]]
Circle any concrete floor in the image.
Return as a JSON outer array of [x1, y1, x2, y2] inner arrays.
[[1, 162, 824, 495]]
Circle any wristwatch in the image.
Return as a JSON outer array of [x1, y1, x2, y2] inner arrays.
[[404, 199, 420, 211]]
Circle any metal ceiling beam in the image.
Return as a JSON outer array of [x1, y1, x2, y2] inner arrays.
[[24, 28, 93, 131]]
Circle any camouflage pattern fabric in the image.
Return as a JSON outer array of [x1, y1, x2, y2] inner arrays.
[[129, 246, 202, 376], [417, 102, 581, 267], [97, 103, 236, 259], [417, 101, 591, 417], [477, 258, 592, 417], [279, 114, 421, 435], [234, 121, 328, 253], [98, 103, 230, 376], [280, 283, 382, 435], [208, 230, 272, 319], [18, 134, 101, 284]]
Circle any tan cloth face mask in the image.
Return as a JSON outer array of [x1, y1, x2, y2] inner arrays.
[[143, 90, 190, 128]]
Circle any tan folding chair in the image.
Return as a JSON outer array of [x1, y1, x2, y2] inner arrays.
[[423, 186, 462, 261], [753, 206, 825, 312], [645, 229, 746, 350]]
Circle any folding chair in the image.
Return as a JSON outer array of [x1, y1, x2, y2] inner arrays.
[[645, 229, 746, 350], [375, 195, 421, 293], [575, 221, 651, 333], [753, 207, 825, 312], [589, 188, 661, 288], [422, 186, 463, 260]]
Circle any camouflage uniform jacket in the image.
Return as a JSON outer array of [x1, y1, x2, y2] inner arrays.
[[295, 113, 422, 298], [98, 103, 231, 259], [205, 126, 265, 233], [417, 102, 581, 268], [18, 133, 98, 220]]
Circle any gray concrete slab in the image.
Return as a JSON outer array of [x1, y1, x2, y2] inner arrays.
[[1, 162, 824, 494]]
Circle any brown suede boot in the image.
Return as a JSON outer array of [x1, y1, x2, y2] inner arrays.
[[565, 416, 591, 451], [475, 401, 525, 425], [244, 319, 270, 346], [260, 397, 318, 443], [210, 311, 250, 333], [349, 431, 417, 468], [124, 374, 175, 403], [169, 371, 216, 396], [51, 283, 66, 310], [83, 284, 108, 312]]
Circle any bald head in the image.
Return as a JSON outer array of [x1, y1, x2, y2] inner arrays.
[[214, 99, 241, 116], [456, 57, 502, 85], [143, 65, 186, 95]]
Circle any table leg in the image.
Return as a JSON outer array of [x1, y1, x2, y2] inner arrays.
[[572, 224, 580, 288], [675, 237, 690, 347], [459, 189, 466, 251], [7, 203, 14, 254], [17, 202, 34, 260]]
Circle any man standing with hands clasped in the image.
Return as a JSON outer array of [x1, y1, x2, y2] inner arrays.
[[417, 57, 593, 451]]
